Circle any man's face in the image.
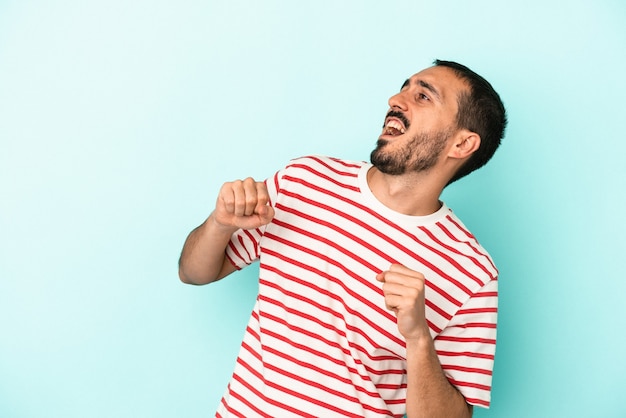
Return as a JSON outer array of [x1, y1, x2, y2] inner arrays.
[[370, 66, 468, 175]]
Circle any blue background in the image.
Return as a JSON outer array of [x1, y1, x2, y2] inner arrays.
[[1, 1, 625, 417]]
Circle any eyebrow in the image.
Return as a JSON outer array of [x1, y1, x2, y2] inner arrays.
[[400, 78, 442, 101]]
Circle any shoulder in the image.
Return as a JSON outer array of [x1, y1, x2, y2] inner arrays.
[[275, 155, 367, 183], [285, 155, 366, 173], [269, 155, 367, 197], [435, 208, 499, 284]]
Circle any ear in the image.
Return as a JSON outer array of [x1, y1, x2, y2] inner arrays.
[[448, 130, 480, 160]]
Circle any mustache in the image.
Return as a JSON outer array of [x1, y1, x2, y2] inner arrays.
[[383, 110, 410, 130]]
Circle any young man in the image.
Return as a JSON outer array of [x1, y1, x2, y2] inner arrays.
[[179, 60, 507, 418]]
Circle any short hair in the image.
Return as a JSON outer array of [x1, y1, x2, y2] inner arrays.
[[433, 59, 507, 184]]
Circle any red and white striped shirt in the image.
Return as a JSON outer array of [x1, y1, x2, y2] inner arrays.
[[217, 156, 498, 417]]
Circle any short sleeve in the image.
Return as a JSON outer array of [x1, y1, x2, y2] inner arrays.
[[224, 227, 265, 269], [434, 279, 498, 408]]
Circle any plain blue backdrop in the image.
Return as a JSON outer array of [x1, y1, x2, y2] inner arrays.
[[1, 0, 625, 417]]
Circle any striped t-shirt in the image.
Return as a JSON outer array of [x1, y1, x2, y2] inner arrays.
[[217, 155, 498, 417]]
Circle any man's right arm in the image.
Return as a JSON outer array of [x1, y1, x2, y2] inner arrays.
[[178, 178, 275, 285], [178, 214, 239, 285]]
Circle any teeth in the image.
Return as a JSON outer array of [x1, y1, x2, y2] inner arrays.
[[385, 120, 405, 134]]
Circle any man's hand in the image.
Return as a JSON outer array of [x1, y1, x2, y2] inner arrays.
[[376, 264, 430, 341], [213, 177, 275, 231], [178, 177, 274, 285], [378, 265, 472, 417]]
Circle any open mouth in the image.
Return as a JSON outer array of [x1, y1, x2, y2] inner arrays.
[[382, 119, 406, 136], [381, 111, 409, 137]]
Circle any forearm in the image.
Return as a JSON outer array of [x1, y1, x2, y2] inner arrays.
[[178, 213, 238, 285], [405, 337, 472, 418]]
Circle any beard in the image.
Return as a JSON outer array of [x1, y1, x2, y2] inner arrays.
[[370, 129, 451, 175]]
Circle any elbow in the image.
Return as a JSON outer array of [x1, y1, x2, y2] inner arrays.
[[178, 267, 211, 286], [179, 264, 224, 285], [178, 268, 192, 284], [177, 254, 209, 285], [178, 256, 233, 285]]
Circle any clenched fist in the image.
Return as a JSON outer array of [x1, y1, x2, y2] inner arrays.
[[376, 264, 431, 342], [213, 177, 275, 231]]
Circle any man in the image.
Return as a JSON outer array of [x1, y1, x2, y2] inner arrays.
[[179, 59, 507, 418]]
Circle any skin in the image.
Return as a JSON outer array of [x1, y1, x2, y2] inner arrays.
[[178, 65, 481, 417]]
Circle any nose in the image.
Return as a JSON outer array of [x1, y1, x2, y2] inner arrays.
[[388, 91, 408, 111]]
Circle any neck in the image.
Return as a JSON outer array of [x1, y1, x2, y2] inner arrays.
[[366, 167, 445, 216]]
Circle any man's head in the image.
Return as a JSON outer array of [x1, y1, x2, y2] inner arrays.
[[371, 60, 507, 184]]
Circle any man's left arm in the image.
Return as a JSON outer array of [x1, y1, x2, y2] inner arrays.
[[377, 264, 473, 418], [404, 332, 473, 417]]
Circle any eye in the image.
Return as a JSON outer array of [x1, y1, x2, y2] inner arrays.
[[417, 93, 430, 101]]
